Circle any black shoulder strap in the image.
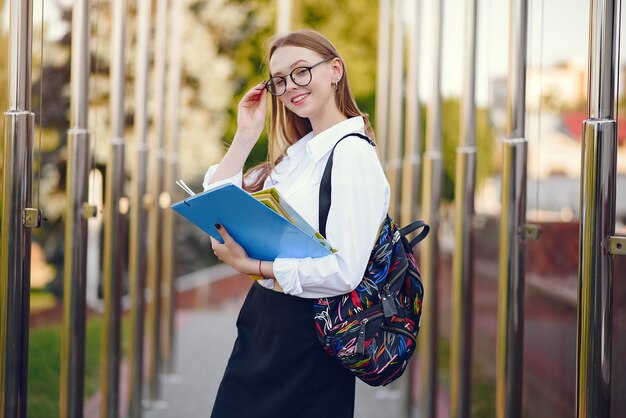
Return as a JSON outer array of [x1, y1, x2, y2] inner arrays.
[[399, 220, 430, 249], [318, 132, 374, 238]]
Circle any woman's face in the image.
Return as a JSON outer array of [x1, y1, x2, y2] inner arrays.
[[269, 46, 338, 120]]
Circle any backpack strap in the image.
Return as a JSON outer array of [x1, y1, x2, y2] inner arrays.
[[399, 220, 430, 250], [318, 132, 374, 238]]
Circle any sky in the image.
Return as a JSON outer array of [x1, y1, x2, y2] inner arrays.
[[425, 0, 591, 104], [0, 0, 605, 106]]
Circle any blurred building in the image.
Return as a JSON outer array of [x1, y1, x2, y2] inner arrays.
[[483, 60, 626, 222]]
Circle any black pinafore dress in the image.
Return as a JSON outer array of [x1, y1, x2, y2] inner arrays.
[[210, 282, 355, 418]]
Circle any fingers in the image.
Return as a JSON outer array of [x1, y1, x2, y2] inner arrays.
[[240, 82, 268, 104], [213, 223, 232, 243]]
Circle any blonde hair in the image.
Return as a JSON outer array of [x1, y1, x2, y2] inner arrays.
[[244, 30, 375, 192]]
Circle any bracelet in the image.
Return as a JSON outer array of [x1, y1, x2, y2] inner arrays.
[[258, 260, 263, 278]]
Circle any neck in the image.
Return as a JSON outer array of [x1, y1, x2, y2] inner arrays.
[[309, 106, 348, 136]]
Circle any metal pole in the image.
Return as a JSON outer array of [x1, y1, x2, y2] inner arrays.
[[386, 0, 405, 220], [100, 1, 128, 417], [146, 0, 169, 405], [496, 138, 527, 418], [0, 0, 34, 417], [375, 0, 391, 162], [161, 0, 184, 377], [495, 1, 529, 417], [276, 0, 292, 34], [400, 0, 422, 228], [400, 1, 421, 415], [127, 0, 152, 414], [418, 1, 444, 417], [59, 0, 93, 415], [577, 1, 621, 417], [450, 1, 478, 417]]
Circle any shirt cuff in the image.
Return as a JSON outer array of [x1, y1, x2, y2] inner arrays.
[[256, 278, 275, 291], [273, 258, 303, 295]]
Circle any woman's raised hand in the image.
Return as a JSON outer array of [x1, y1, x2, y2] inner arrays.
[[236, 82, 268, 144]]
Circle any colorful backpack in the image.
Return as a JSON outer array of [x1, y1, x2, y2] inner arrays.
[[313, 133, 429, 387]]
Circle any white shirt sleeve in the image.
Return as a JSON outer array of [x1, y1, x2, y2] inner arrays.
[[202, 165, 243, 191], [273, 139, 389, 298]]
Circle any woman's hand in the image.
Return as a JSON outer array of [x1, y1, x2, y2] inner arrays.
[[235, 82, 268, 144], [210, 223, 282, 292], [210, 224, 255, 275]]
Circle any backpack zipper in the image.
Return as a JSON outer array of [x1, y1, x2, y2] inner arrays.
[[381, 284, 398, 318], [355, 312, 383, 355], [379, 260, 407, 318], [380, 325, 416, 344]]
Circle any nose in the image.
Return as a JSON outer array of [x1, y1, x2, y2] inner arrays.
[[285, 75, 299, 91]]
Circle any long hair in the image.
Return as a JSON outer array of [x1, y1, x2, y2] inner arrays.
[[244, 30, 375, 192]]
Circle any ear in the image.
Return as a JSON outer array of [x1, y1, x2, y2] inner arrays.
[[331, 57, 344, 82]]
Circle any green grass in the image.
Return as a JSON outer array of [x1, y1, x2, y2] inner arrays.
[[29, 291, 57, 312], [438, 338, 496, 418], [27, 318, 103, 418]]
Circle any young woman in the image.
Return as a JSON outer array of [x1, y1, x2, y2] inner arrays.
[[205, 30, 389, 418]]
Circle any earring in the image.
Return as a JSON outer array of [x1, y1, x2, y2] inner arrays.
[[334, 76, 340, 91]]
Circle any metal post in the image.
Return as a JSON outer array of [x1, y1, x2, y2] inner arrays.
[[450, 1, 478, 418], [161, 0, 184, 377], [100, 1, 128, 417], [59, 1, 93, 415], [400, 0, 422, 227], [277, 0, 292, 34], [146, 0, 169, 406], [400, 1, 422, 415], [495, 1, 529, 417], [127, 0, 152, 414], [0, 0, 34, 417], [386, 0, 404, 220], [496, 139, 527, 418], [375, 0, 391, 162], [417, 1, 444, 417], [576, 1, 621, 417]]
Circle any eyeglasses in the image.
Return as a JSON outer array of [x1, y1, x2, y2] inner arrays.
[[265, 57, 333, 96]]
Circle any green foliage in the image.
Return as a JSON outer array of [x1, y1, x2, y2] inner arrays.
[[296, 0, 378, 101]]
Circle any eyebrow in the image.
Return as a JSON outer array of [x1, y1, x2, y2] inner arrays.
[[270, 59, 311, 77]]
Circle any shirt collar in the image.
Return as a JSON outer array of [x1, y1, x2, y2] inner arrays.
[[306, 117, 366, 162], [285, 131, 314, 158]]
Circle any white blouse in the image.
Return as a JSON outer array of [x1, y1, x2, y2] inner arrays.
[[203, 116, 390, 298]]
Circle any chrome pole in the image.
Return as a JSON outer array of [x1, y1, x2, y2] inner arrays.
[[401, 1, 421, 415], [400, 0, 422, 227], [577, 0, 621, 417], [127, 0, 152, 414], [418, 1, 444, 417], [161, 0, 184, 377], [276, 0, 292, 34], [495, 1, 529, 417], [386, 0, 405, 220], [450, 1, 478, 417], [146, 0, 169, 405], [0, 0, 34, 417], [375, 0, 391, 162], [100, 1, 128, 417], [496, 138, 527, 418], [60, 0, 92, 415]]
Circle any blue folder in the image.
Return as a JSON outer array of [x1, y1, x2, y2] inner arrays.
[[171, 183, 333, 261]]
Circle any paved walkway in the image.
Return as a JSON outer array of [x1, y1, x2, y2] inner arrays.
[[142, 269, 448, 418]]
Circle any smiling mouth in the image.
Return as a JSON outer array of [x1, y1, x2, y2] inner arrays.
[[291, 93, 309, 105]]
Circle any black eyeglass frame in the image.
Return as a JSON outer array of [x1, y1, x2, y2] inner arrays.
[[265, 57, 334, 96]]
